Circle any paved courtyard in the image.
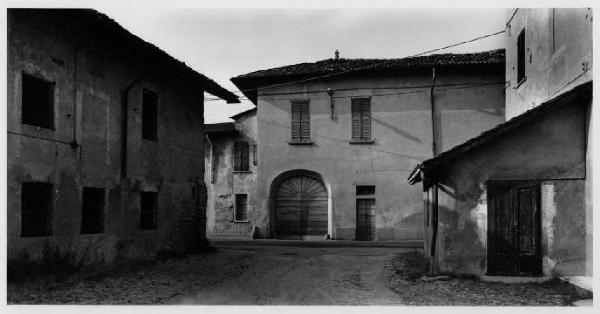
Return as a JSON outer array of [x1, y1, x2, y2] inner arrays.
[[7, 240, 592, 305]]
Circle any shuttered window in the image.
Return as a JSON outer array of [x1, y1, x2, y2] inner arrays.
[[351, 98, 371, 141], [291, 100, 310, 143], [234, 141, 250, 171]]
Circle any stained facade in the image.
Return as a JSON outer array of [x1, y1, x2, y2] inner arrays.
[[231, 51, 506, 240], [7, 9, 238, 264], [205, 109, 258, 238], [410, 8, 593, 277]]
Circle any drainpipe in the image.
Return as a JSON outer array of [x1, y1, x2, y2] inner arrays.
[[120, 74, 144, 180], [429, 67, 439, 275]]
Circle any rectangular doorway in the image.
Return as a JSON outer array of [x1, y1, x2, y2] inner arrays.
[[356, 198, 375, 241], [488, 181, 541, 276]]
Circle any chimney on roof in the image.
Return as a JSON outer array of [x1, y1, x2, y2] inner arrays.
[[334, 50, 339, 60]]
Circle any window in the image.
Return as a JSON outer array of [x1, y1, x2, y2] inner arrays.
[[356, 185, 375, 196], [21, 73, 54, 129], [81, 187, 105, 234], [21, 182, 53, 237], [235, 194, 248, 221], [142, 89, 158, 141], [140, 191, 158, 230], [351, 98, 371, 142], [234, 141, 250, 171], [291, 100, 310, 143], [517, 29, 526, 84], [88, 52, 104, 78]]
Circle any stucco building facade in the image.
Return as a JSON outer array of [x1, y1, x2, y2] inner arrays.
[[231, 51, 506, 241], [410, 8, 593, 278], [205, 109, 258, 238], [7, 9, 238, 265]]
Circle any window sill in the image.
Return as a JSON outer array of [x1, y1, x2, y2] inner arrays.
[[514, 77, 527, 89], [349, 139, 375, 145], [233, 170, 252, 174], [288, 141, 314, 146], [233, 220, 250, 223]]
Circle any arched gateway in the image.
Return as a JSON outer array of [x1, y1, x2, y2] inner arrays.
[[270, 170, 328, 239]]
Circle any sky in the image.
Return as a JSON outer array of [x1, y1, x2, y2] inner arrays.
[[97, 6, 507, 123]]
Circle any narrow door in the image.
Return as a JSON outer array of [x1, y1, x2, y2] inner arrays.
[[356, 198, 375, 241], [488, 181, 541, 276]]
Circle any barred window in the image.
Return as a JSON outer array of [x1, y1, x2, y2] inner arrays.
[[234, 141, 250, 171], [235, 194, 248, 221]]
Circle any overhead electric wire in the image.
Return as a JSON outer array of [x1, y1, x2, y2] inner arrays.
[[206, 29, 505, 104]]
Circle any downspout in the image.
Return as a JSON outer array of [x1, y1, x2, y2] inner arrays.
[[120, 74, 144, 179], [429, 67, 439, 275]]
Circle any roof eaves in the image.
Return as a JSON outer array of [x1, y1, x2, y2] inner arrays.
[[408, 80, 593, 185], [84, 9, 240, 103]]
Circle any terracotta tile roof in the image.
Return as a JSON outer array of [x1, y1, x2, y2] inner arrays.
[[10, 9, 240, 103], [231, 49, 504, 103]]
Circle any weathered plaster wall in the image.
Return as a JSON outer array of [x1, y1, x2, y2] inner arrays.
[[7, 11, 207, 264], [505, 8, 592, 118], [433, 101, 588, 276], [255, 68, 505, 240], [205, 113, 257, 237]]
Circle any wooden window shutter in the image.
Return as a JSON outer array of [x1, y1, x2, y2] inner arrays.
[[234, 141, 249, 171], [351, 99, 362, 140], [291, 101, 310, 142], [241, 142, 249, 171], [291, 102, 301, 141], [300, 102, 310, 142], [361, 99, 371, 140]]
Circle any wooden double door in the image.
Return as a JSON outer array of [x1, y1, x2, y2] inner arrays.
[[274, 174, 328, 239], [488, 181, 541, 276]]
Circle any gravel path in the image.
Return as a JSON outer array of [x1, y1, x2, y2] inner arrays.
[[7, 241, 591, 305]]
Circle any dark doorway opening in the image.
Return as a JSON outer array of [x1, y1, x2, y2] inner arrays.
[[488, 181, 541, 276]]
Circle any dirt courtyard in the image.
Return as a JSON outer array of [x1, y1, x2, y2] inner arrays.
[[7, 240, 591, 305]]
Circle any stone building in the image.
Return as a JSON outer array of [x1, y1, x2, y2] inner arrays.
[[7, 9, 239, 264], [205, 108, 258, 238], [409, 8, 593, 278], [230, 50, 506, 240]]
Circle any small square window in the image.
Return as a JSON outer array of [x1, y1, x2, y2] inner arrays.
[[142, 89, 158, 141], [21, 182, 53, 237], [140, 191, 158, 230], [21, 73, 55, 129], [356, 185, 375, 196], [81, 187, 105, 234], [235, 194, 248, 221]]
